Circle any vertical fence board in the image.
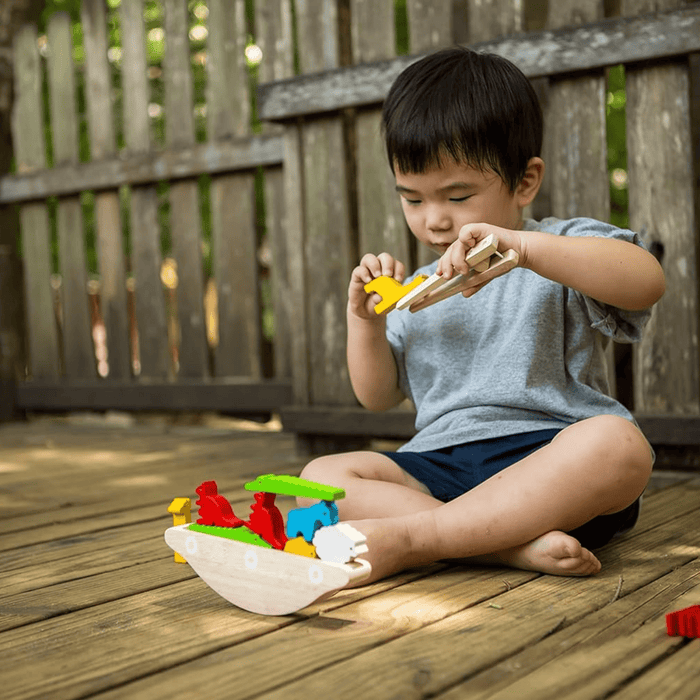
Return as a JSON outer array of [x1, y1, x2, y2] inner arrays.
[[47, 13, 95, 379], [352, 0, 408, 269], [121, 0, 170, 379], [407, 0, 453, 53], [623, 0, 700, 413], [82, 0, 131, 379], [11, 26, 60, 379], [467, 0, 523, 41], [163, 0, 208, 378], [543, 1, 618, 396], [297, 0, 355, 405], [256, 0, 294, 380], [406, 0, 454, 269], [207, 0, 261, 379]]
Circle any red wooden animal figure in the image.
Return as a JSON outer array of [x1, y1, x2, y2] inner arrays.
[[246, 491, 288, 550], [195, 480, 245, 528]]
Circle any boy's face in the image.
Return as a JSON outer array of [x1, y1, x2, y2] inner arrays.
[[395, 158, 524, 256]]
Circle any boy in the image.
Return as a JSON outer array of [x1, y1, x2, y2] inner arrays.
[[297, 47, 665, 584]]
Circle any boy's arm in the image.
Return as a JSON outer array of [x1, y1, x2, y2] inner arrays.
[[440, 223, 665, 312], [347, 253, 406, 411], [518, 232, 665, 311]]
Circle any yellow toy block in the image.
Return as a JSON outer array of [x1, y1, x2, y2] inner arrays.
[[364, 274, 429, 314], [283, 536, 318, 559], [167, 497, 192, 563]]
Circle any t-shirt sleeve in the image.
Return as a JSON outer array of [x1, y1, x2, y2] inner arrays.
[[558, 218, 653, 343]]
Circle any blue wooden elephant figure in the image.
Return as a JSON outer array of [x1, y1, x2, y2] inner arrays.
[[286, 500, 339, 542]]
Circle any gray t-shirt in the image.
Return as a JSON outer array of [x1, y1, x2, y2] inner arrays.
[[385, 217, 651, 452]]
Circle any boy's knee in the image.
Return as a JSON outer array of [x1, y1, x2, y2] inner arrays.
[[591, 414, 653, 485]]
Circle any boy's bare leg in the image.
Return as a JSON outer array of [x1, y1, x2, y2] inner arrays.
[[298, 415, 652, 583]]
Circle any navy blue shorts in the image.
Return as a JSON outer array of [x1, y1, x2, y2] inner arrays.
[[382, 428, 640, 550]]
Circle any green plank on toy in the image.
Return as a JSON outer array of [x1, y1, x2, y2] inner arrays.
[[244, 474, 346, 500], [188, 523, 273, 547]]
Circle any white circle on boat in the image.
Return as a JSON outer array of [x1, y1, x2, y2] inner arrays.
[[185, 536, 197, 555], [245, 550, 258, 570], [309, 564, 323, 585]]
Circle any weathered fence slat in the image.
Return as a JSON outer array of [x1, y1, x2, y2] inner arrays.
[[406, 0, 453, 269], [468, 0, 523, 41], [405, 0, 452, 53], [163, 0, 208, 378], [81, 0, 131, 379], [121, 0, 170, 379], [352, 0, 409, 268], [544, 1, 617, 396], [623, 10, 699, 412], [255, 0, 294, 380], [0, 135, 284, 204], [47, 13, 96, 379], [297, 0, 355, 406], [257, 5, 700, 121], [207, 0, 262, 379], [11, 25, 60, 379]]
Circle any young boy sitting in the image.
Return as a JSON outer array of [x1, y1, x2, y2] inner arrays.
[[297, 47, 665, 584]]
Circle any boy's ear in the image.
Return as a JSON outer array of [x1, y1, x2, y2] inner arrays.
[[516, 157, 545, 207]]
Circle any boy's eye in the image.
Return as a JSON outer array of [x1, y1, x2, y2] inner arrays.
[[450, 195, 471, 202], [403, 197, 421, 205]]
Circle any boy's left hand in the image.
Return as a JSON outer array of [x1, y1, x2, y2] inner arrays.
[[436, 223, 524, 298]]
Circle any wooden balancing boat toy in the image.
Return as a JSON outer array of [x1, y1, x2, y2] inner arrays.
[[165, 474, 371, 615]]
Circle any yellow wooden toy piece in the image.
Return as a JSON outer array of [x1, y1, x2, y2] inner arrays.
[[364, 274, 429, 314], [167, 497, 192, 563], [283, 536, 318, 558]]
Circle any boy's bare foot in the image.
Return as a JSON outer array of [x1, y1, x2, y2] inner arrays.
[[483, 530, 601, 576], [345, 517, 413, 586]]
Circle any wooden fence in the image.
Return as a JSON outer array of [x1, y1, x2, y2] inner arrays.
[[0, 0, 699, 457], [0, 0, 293, 414]]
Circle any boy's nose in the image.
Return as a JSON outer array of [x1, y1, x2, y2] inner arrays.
[[425, 205, 451, 232]]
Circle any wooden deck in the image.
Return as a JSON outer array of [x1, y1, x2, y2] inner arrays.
[[1, 416, 699, 700]]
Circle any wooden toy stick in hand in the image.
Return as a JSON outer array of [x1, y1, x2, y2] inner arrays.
[[397, 234, 518, 312]]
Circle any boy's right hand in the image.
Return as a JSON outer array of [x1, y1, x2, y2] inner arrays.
[[348, 253, 406, 320]]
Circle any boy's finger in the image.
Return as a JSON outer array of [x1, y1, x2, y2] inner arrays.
[[377, 252, 398, 278]]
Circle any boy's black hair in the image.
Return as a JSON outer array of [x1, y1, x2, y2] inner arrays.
[[382, 46, 543, 192]]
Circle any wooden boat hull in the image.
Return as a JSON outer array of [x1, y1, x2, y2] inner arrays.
[[164, 524, 371, 615]]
